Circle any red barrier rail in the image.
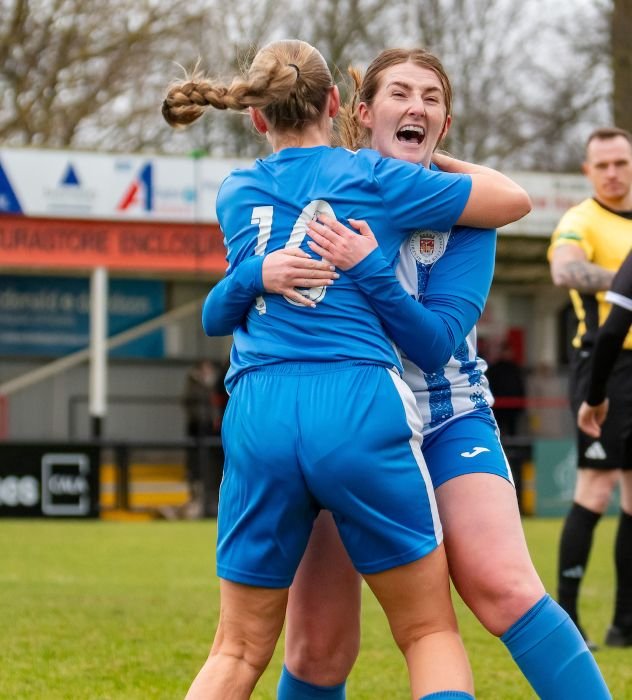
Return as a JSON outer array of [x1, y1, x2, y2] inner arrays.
[[493, 396, 570, 409]]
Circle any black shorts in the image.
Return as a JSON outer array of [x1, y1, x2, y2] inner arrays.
[[570, 347, 632, 470]]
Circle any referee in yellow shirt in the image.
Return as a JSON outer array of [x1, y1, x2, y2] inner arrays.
[[549, 126, 632, 650]]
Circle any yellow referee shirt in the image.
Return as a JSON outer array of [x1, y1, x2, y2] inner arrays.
[[549, 197, 632, 349]]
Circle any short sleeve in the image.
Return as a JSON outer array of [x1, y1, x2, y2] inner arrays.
[[548, 204, 595, 261], [373, 156, 472, 233]]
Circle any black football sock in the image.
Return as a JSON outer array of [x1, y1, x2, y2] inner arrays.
[[613, 509, 632, 631], [557, 502, 601, 624]]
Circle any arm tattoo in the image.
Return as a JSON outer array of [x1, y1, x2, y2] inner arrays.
[[562, 260, 614, 293]]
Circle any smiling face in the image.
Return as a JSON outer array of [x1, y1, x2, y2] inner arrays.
[[358, 61, 451, 166]]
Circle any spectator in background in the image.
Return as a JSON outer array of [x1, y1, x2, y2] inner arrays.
[[528, 362, 566, 438], [487, 340, 526, 437], [181, 359, 224, 518]]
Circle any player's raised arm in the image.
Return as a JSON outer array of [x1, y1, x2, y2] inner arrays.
[[432, 152, 532, 229]]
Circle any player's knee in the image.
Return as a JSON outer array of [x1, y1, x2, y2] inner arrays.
[[286, 635, 359, 684], [390, 608, 459, 655], [575, 470, 619, 511], [576, 487, 613, 513], [467, 574, 544, 636], [213, 621, 279, 674]]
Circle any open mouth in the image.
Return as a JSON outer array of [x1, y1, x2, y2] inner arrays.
[[396, 125, 425, 145]]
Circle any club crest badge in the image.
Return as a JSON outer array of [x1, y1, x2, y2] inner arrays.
[[408, 230, 449, 265]]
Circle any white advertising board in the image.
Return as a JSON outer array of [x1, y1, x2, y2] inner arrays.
[[0, 148, 249, 224], [0, 147, 591, 235]]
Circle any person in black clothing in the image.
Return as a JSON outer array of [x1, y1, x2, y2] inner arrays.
[[575, 249, 632, 648], [181, 359, 225, 518], [578, 249, 632, 442], [487, 341, 526, 437]]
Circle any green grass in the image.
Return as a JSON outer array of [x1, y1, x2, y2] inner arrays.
[[0, 517, 629, 699]]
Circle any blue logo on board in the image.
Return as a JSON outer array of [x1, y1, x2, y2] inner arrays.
[[0, 161, 23, 214], [60, 163, 80, 187]]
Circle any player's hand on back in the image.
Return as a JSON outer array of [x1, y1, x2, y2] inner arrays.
[[307, 215, 378, 271], [262, 248, 339, 307]]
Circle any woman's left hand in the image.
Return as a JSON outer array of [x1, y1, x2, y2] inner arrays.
[[307, 214, 378, 271], [577, 399, 609, 438]]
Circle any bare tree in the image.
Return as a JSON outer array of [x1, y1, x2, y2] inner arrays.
[[0, 0, 215, 150], [0, 0, 619, 171], [170, 0, 394, 158], [284, 0, 390, 78], [160, 0, 288, 158], [393, 0, 611, 171], [612, 0, 632, 132]]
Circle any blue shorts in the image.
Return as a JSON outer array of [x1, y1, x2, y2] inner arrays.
[[217, 361, 442, 587], [422, 408, 514, 489]]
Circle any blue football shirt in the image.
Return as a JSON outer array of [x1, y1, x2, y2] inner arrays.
[[211, 145, 472, 390]]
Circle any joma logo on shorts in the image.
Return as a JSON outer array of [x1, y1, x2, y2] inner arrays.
[[460, 446, 491, 458]]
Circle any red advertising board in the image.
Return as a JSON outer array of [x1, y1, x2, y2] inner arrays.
[[0, 216, 227, 274]]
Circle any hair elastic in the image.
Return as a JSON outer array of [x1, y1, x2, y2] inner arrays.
[[288, 63, 300, 79]]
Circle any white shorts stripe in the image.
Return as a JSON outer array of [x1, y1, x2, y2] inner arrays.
[[387, 368, 443, 545]]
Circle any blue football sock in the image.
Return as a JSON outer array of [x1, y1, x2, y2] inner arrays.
[[420, 692, 474, 699], [277, 665, 346, 700], [501, 594, 611, 699]]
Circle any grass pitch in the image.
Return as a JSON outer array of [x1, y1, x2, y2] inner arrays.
[[1, 516, 629, 699]]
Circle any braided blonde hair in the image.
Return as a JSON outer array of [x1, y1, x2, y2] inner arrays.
[[162, 39, 333, 132]]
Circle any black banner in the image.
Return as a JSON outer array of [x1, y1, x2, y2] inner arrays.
[[0, 443, 100, 518]]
